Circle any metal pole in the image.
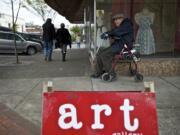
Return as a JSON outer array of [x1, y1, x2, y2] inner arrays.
[[94, 0, 97, 54], [88, 6, 91, 50], [84, 8, 86, 26], [84, 8, 87, 48]]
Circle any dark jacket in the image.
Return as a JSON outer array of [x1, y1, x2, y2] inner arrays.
[[108, 18, 134, 53], [56, 28, 71, 45], [42, 21, 55, 42]]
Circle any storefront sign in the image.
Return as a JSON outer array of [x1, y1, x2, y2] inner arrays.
[[42, 91, 158, 135]]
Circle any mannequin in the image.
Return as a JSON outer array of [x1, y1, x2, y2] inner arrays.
[[96, 10, 110, 49], [135, 8, 156, 55]]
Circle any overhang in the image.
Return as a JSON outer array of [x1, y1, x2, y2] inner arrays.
[[44, 0, 86, 23]]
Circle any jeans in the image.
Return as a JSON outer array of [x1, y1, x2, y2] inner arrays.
[[77, 42, 80, 48], [43, 40, 53, 60]]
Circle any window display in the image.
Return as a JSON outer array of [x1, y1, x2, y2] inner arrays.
[[135, 8, 156, 55]]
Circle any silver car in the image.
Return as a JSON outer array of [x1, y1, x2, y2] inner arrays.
[[0, 31, 42, 55]]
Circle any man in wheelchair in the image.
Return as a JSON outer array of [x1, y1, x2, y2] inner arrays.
[[91, 13, 134, 79]]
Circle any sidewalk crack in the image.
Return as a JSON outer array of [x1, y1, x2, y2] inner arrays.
[[13, 80, 42, 110], [159, 77, 180, 90]]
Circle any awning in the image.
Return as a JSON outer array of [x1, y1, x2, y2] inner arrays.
[[44, 0, 85, 23]]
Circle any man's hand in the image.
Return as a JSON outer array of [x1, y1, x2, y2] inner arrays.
[[100, 32, 109, 40]]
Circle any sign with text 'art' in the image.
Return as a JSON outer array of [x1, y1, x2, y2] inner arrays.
[[42, 91, 158, 135]]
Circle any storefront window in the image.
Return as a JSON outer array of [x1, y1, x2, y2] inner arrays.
[[86, 0, 179, 56], [134, 0, 179, 55]]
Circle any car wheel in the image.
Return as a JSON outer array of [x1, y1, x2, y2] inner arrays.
[[27, 47, 36, 55]]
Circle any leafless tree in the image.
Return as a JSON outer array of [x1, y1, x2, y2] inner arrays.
[[25, 0, 57, 22]]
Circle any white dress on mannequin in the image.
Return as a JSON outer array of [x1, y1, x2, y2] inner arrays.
[[96, 14, 110, 48], [135, 8, 156, 55]]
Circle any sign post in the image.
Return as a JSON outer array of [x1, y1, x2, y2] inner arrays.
[[42, 90, 158, 135]]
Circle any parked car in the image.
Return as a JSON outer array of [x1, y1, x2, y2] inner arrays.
[[18, 32, 43, 47], [0, 31, 42, 55], [0, 26, 12, 32]]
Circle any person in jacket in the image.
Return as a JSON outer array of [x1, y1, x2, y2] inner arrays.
[[91, 13, 134, 78], [42, 18, 55, 61], [56, 23, 72, 62]]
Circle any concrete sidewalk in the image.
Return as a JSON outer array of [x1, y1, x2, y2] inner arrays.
[[0, 76, 180, 135], [0, 49, 179, 134], [0, 103, 40, 135]]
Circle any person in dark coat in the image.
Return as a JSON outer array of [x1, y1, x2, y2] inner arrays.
[[91, 13, 134, 78], [42, 18, 55, 61], [56, 23, 71, 62]]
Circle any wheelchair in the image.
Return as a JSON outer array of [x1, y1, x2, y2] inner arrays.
[[101, 44, 143, 82]]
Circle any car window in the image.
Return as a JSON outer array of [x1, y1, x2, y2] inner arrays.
[[0, 32, 8, 39], [29, 34, 41, 39], [7, 33, 14, 40], [21, 34, 28, 40], [0, 32, 24, 41], [15, 35, 23, 41]]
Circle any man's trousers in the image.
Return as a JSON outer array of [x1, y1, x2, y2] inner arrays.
[[95, 46, 115, 74]]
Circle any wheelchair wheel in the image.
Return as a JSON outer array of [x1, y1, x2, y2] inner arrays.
[[101, 73, 111, 82], [101, 72, 117, 82], [129, 61, 137, 76], [134, 73, 143, 82]]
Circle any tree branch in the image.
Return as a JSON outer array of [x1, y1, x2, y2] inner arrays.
[[15, 0, 22, 24]]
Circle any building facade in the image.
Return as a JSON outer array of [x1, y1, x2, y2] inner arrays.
[[25, 23, 42, 34]]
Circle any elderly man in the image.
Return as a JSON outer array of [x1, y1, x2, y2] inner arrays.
[[91, 13, 134, 78]]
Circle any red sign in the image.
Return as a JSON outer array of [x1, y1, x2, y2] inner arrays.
[[42, 91, 158, 135]]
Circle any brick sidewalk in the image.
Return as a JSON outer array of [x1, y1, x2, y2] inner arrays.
[[0, 103, 40, 135]]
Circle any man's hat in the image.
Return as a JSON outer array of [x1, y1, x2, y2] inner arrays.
[[112, 13, 124, 20]]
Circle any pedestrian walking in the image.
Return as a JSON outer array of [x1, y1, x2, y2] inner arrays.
[[56, 23, 72, 62], [76, 34, 81, 48], [42, 18, 55, 61]]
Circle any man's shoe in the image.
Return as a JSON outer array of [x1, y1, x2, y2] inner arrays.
[[91, 73, 101, 78]]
